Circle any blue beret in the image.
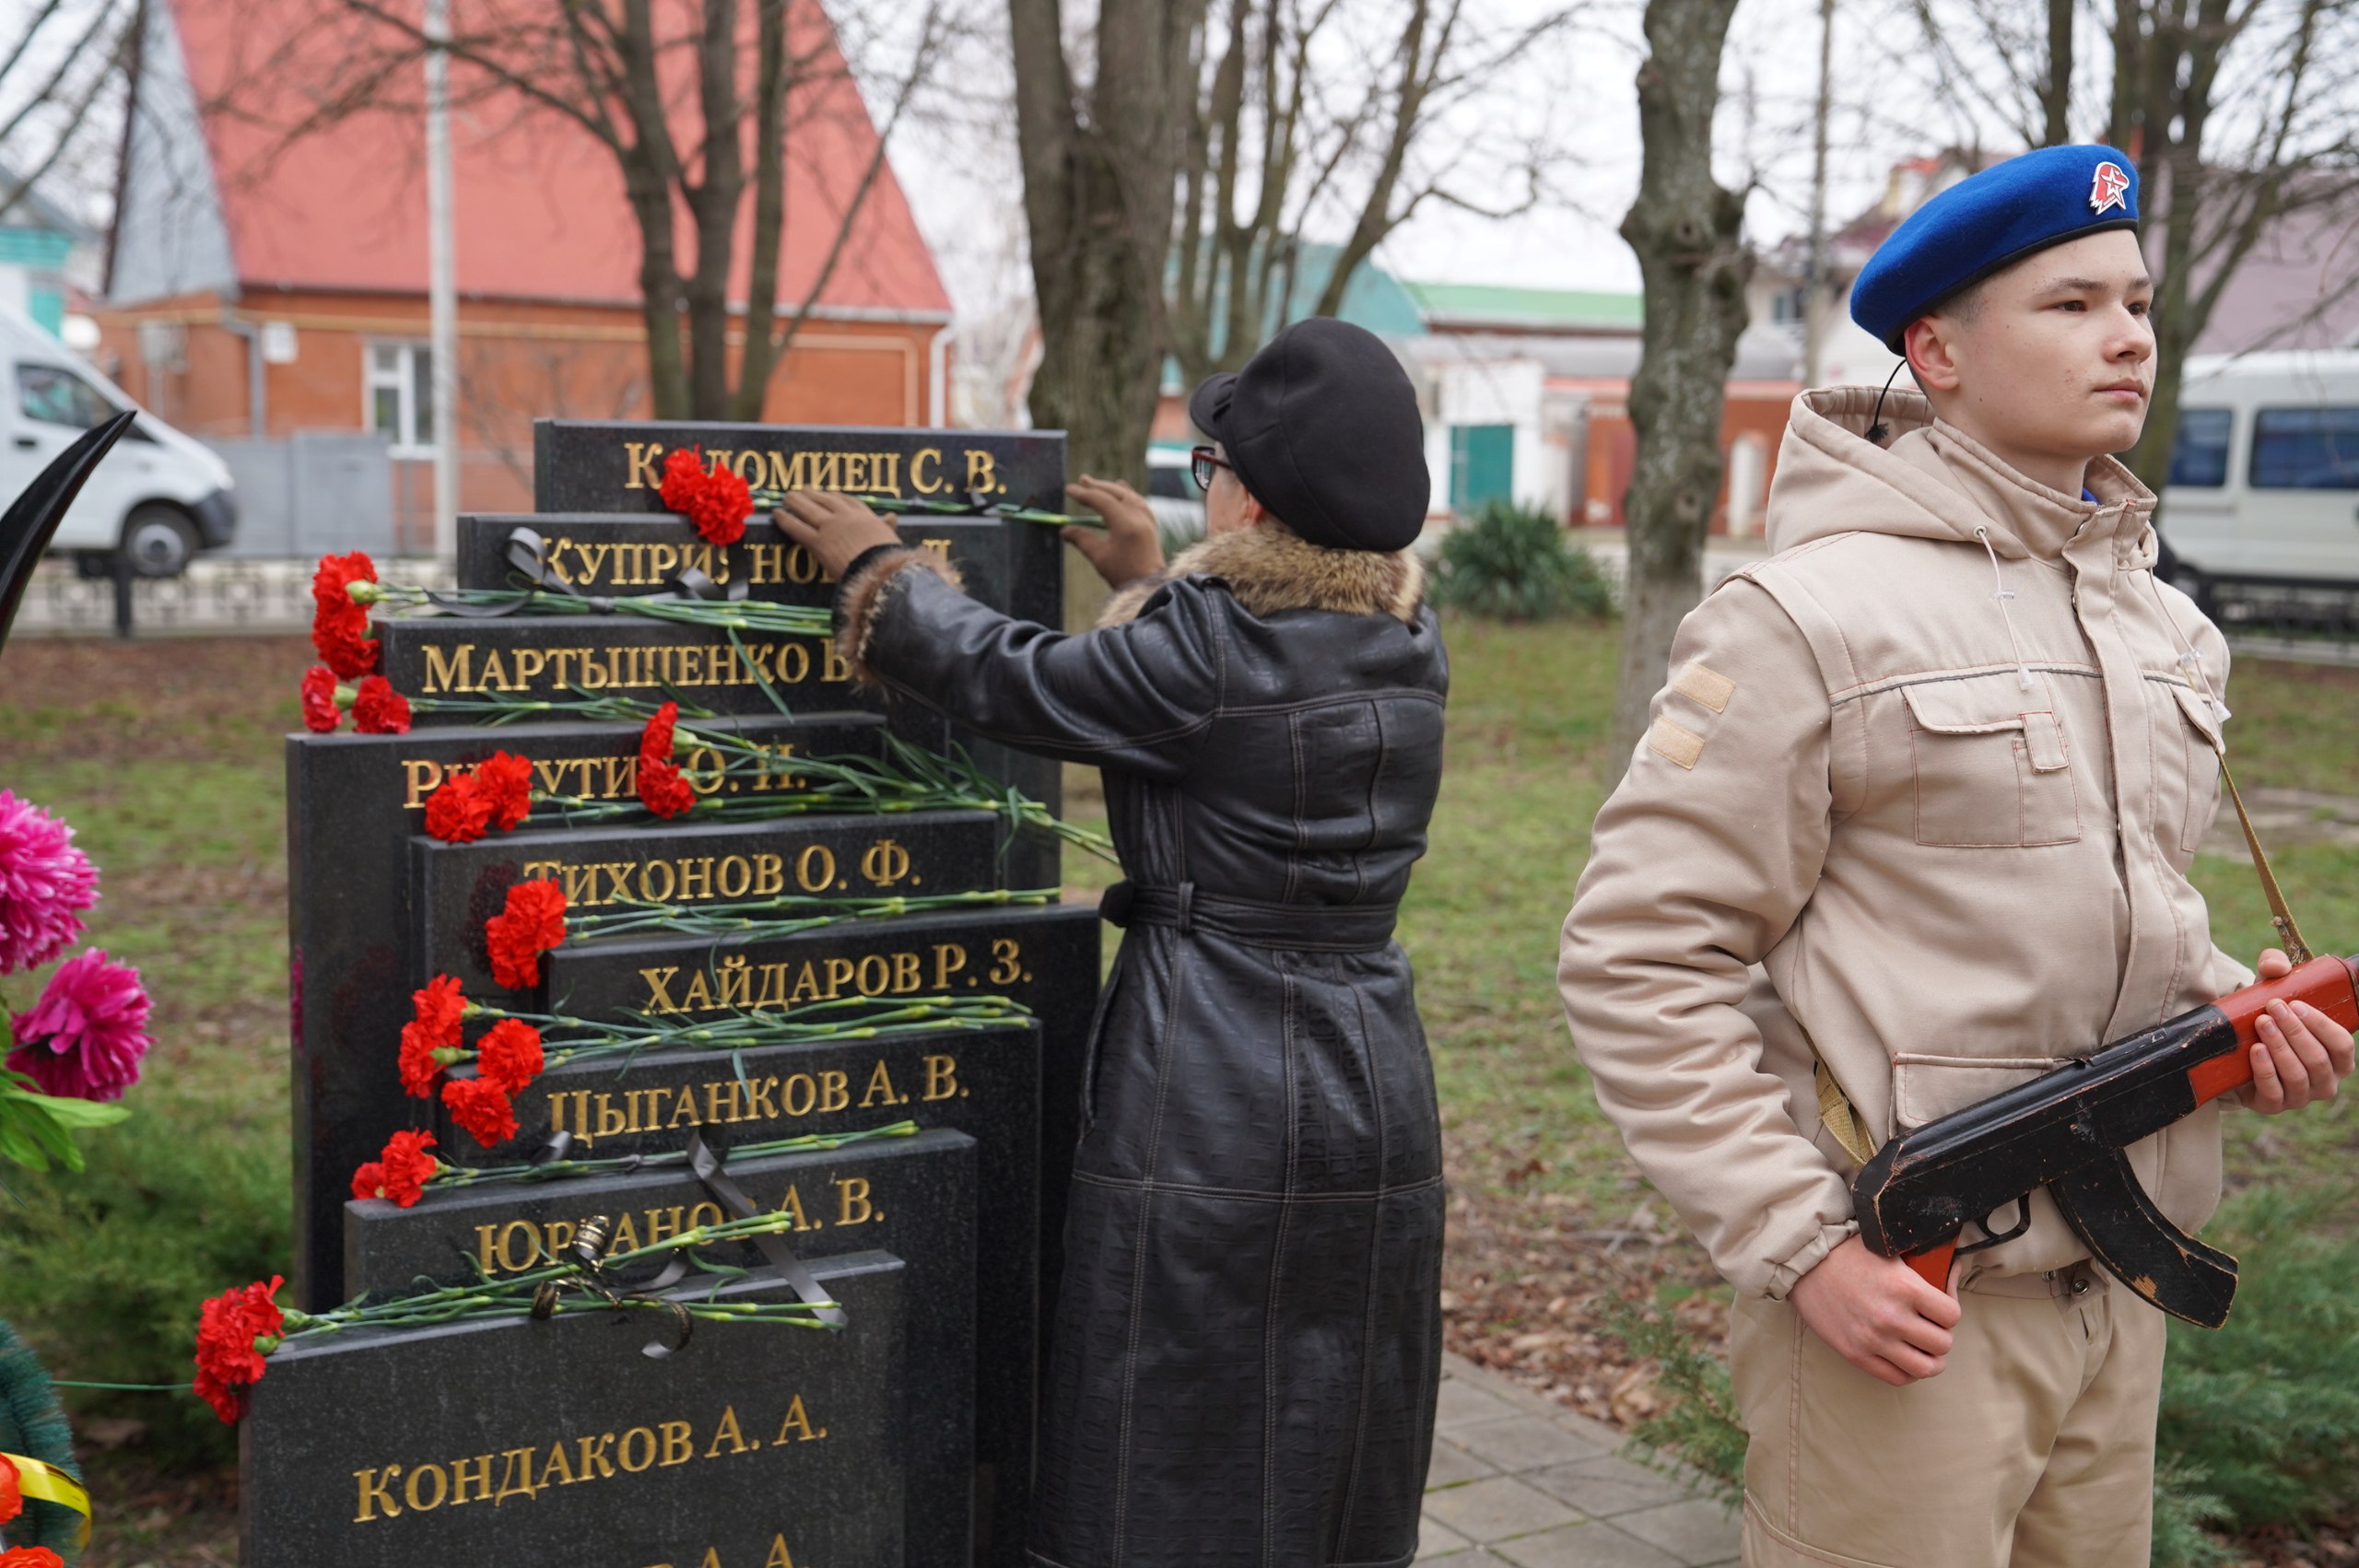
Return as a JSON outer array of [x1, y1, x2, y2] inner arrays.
[[1852, 145, 2140, 351]]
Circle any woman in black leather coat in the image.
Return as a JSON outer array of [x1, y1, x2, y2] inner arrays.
[[779, 318, 1448, 1568]]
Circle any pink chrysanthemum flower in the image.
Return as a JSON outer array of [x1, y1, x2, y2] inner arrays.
[[7, 948, 152, 1102], [0, 790, 98, 975]]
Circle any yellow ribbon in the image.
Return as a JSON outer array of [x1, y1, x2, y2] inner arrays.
[[2, 1450, 91, 1549]]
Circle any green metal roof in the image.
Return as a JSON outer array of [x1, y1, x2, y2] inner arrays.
[[1401, 280, 1644, 330]]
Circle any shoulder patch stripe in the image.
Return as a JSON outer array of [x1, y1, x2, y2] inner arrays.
[[1648, 716, 1706, 769], [1672, 661, 1736, 714]]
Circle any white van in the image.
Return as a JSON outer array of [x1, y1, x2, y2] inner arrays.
[[0, 302, 236, 576], [2159, 349, 2359, 605]]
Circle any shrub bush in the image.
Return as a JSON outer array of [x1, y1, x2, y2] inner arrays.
[[1430, 498, 1614, 622], [0, 1090, 288, 1466]]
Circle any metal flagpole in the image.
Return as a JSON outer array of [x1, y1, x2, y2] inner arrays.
[[426, 0, 459, 574]]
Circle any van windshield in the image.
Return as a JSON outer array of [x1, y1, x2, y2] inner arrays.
[[18, 364, 119, 431]]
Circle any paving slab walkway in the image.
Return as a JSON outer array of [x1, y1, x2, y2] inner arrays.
[[1420, 1353, 1740, 1567]]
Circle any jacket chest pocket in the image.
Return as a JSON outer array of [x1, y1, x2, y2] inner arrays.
[[2162, 682, 2226, 858], [1903, 675, 2082, 848]]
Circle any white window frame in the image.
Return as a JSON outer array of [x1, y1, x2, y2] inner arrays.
[[363, 340, 435, 458]]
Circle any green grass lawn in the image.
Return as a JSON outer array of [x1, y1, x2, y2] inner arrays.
[[2, 619, 2355, 1562]]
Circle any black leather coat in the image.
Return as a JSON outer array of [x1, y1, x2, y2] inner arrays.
[[844, 524, 1449, 1568]]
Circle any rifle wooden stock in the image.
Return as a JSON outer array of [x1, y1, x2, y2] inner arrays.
[[1851, 954, 2359, 1326]]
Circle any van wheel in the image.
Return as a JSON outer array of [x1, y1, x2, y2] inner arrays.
[[121, 504, 199, 579]]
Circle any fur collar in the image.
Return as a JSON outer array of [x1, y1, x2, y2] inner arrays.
[[1096, 523, 1426, 629]]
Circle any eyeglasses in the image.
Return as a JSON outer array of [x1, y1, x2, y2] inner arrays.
[[1191, 446, 1232, 493]]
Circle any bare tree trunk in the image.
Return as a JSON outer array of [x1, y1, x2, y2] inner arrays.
[[1011, 0, 1207, 626], [2041, 0, 2072, 144], [1606, 0, 1752, 791]]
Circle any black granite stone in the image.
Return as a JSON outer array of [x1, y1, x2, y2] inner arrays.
[[287, 713, 882, 1313], [523, 420, 1070, 890], [422, 1023, 1043, 1567], [542, 905, 1100, 1395], [375, 616, 870, 723], [530, 421, 1066, 519], [456, 513, 1013, 615], [241, 1253, 907, 1568], [346, 1130, 978, 1568], [410, 809, 1009, 997]]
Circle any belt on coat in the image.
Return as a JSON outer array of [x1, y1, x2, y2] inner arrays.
[[1097, 879, 1399, 952]]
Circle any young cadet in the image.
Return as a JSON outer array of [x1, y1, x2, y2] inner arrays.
[[1558, 145, 2354, 1568]]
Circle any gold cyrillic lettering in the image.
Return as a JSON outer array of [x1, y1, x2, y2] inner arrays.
[[640, 858, 677, 903], [817, 1070, 850, 1114], [860, 1060, 903, 1108], [595, 1094, 628, 1139], [924, 1054, 960, 1102], [776, 642, 811, 684], [677, 857, 714, 903], [423, 643, 475, 696], [577, 1433, 616, 1480], [754, 854, 785, 896], [716, 856, 753, 899], [892, 951, 922, 993], [821, 958, 854, 999], [782, 1074, 816, 1117], [835, 1176, 876, 1227], [449, 1453, 493, 1506], [705, 1404, 754, 1457], [933, 943, 968, 989], [404, 1462, 448, 1512], [624, 440, 664, 490], [787, 962, 825, 1004], [616, 1427, 658, 1473], [403, 758, 444, 810], [706, 1078, 743, 1125], [745, 1076, 781, 1120], [682, 969, 714, 1011], [796, 846, 837, 893], [766, 1534, 796, 1568], [775, 1395, 826, 1444], [659, 1420, 694, 1467], [542, 1436, 580, 1486], [493, 1447, 539, 1504], [716, 954, 750, 1008], [778, 1183, 814, 1229], [966, 450, 1001, 494], [354, 1466, 403, 1522], [911, 447, 944, 494], [854, 954, 889, 995], [496, 1221, 541, 1273], [861, 840, 910, 887], [512, 649, 546, 685]]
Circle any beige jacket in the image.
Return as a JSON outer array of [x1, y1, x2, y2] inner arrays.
[[1559, 387, 2250, 1299]]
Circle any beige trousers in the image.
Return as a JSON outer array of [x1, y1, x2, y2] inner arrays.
[[1731, 1260, 2167, 1568]]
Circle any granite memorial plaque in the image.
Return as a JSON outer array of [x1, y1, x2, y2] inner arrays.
[[525, 420, 1069, 890], [288, 713, 884, 1310], [346, 1130, 979, 1568], [542, 905, 1100, 1362], [376, 616, 871, 723], [424, 1022, 1042, 1568], [411, 809, 1010, 995], [241, 1254, 907, 1568], [456, 514, 1014, 617]]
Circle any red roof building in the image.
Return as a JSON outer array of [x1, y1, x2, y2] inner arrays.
[[96, 0, 953, 538]]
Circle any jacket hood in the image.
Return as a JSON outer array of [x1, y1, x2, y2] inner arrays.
[[1766, 386, 2157, 567]]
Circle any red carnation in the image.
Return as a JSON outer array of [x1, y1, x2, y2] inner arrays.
[[0, 1548, 66, 1568], [0, 1453, 19, 1525], [485, 879, 567, 990], [423, 774, 493, 844], [299, 666, 342, 733], [192, 1275, 286, 1424], [640, 701, 681, 766], [351, 1129, 439, 1207], [473, 752, 534, 831], [397, 1021, 446, 1098], [659, 448, 752, 547], [311, 552, 381, 678], [352, 676, 412, 735], [637, 757, 698, 818], [412, 974, 466, 1046], [443, 1075, 519, 1147], [474, 1018, 545, 1094]]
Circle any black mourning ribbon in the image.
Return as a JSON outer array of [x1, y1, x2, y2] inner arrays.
[[685, 1128, 848, 1330]]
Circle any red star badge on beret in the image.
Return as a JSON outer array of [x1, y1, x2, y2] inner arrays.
[[2090, 161, 2130, 216]]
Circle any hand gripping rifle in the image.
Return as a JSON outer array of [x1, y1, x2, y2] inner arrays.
[[1851, 954, 2359, 1328], [1849, 701, 2351, 1329]]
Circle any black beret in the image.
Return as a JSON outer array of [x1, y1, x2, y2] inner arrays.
[[1188, 317, 1428, 552]]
